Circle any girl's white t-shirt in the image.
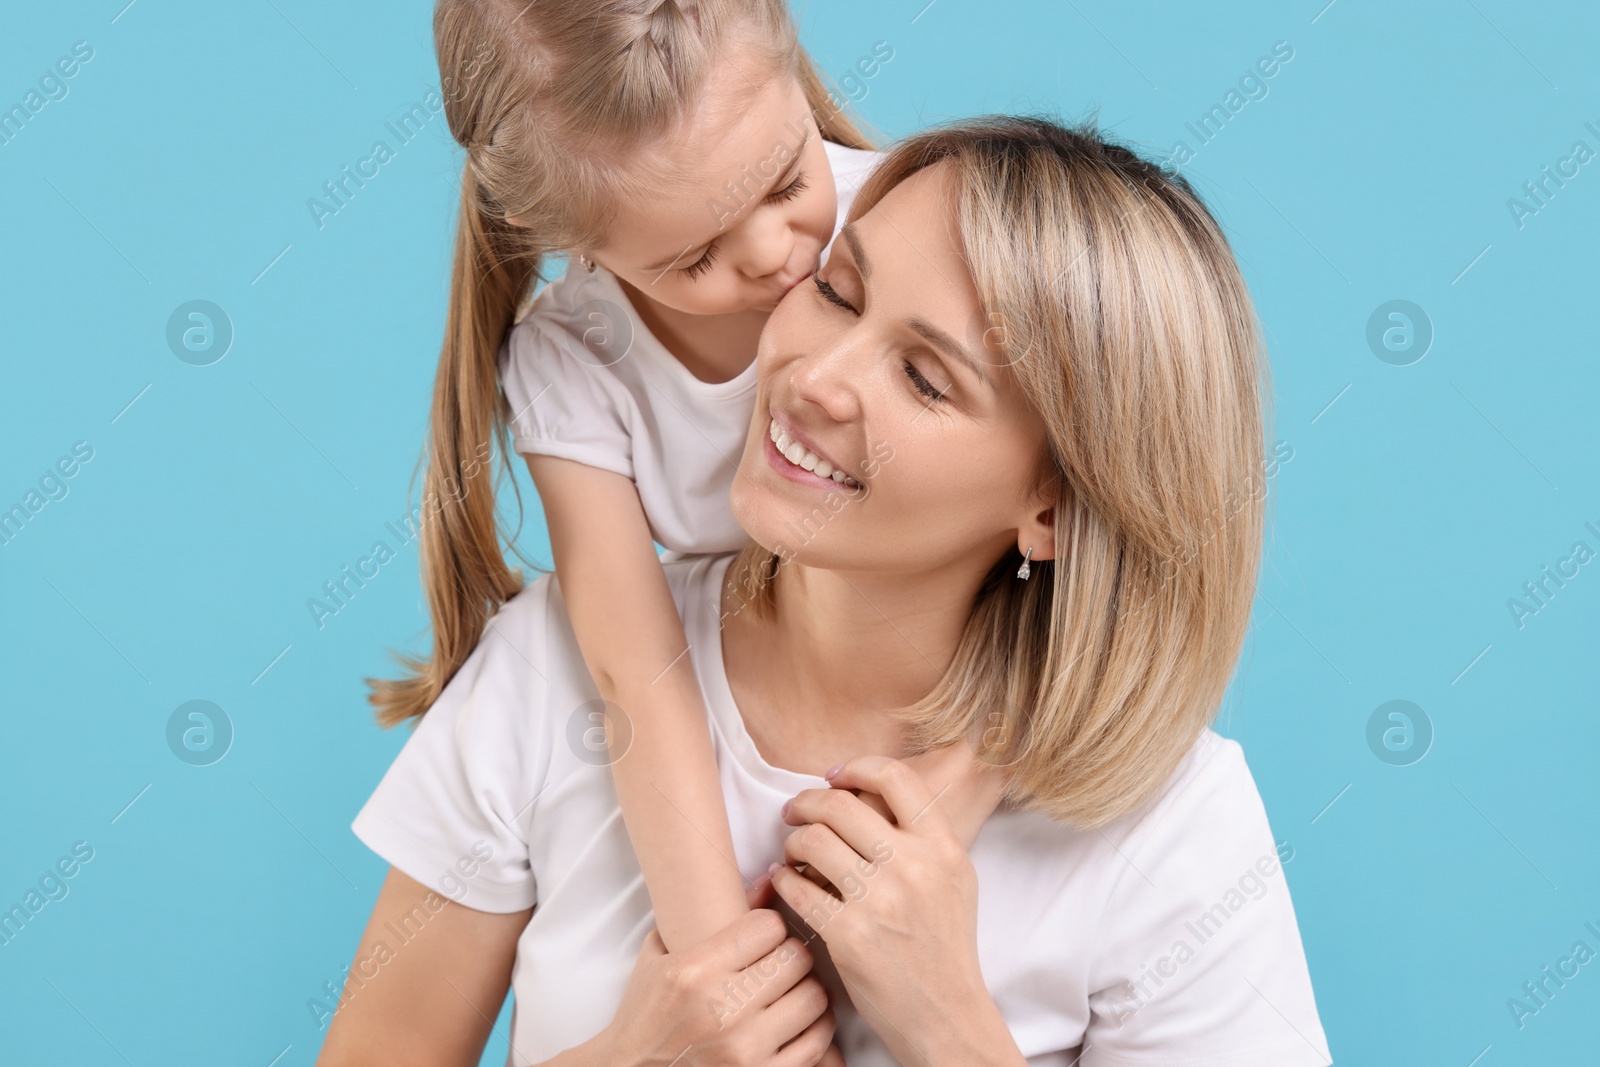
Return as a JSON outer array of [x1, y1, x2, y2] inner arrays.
[[352, 554, 1333, 1067], [498, 140, 882, 556]]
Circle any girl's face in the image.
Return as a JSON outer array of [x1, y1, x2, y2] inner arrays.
[[730, 161, 1056, 575], [589, 55, 839, 316]]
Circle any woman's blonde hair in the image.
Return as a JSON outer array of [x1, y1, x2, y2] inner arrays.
[[370, 0, 871, 726], [729, 116, 1273, 829]]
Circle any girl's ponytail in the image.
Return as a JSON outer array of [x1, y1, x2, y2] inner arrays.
[[367, 170, 534, 727], [372, 0, 874, 725], [795, 48, 874, 152]]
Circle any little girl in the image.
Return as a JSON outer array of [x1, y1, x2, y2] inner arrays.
[[373, 0, 1005, 976]]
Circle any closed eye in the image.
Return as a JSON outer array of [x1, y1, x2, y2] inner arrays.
[[679, 175, 809, 282], [904, 363, 947, 403], [815, 276, 948, 404], [813, 276, 857, 312], [679, 241, 720, 280], [766, 173, 809, 205]]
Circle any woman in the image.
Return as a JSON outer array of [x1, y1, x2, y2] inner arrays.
[[318, 117, 1331, 1067]]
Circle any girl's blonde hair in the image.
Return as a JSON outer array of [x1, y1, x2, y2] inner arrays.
[[370, 0, 871, 726], [728, 116, 1273, 829]]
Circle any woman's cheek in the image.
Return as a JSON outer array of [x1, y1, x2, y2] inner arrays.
[[767, 278, 817, 336]]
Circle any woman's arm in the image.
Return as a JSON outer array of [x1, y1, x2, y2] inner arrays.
[[317, 868, 842, 1067], [524, 454, 748, 953], [315, 868, 555, 1066]]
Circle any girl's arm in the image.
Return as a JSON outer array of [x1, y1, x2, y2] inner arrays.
[[524, 454, 749, 953]]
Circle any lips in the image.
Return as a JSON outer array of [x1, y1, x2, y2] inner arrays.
[[767, 414, 860, 488]]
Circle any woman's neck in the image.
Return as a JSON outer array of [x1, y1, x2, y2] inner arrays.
[[719, 557, 990, 777], [615, 276, 769, 385]]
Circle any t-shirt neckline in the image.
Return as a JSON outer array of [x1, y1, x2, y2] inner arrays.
[[696, 554, 829, 795], [587, 269, 759, 400]]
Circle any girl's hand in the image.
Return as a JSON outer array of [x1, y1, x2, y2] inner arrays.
[[771, 756, 1010, 1065], [600, 874, 844, 1067]]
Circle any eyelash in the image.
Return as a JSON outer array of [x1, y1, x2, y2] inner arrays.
[[904, 363, 947, 403], [678, 173, 811, 281], [812, 276, 948, 404], [679, 242, 720, 280]]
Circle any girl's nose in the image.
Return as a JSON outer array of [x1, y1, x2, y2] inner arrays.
[[737, 211, 796, 280]]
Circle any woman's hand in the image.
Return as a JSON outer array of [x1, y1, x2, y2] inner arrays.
[[865, 739, 1010, 850], [598, 873, 845, 1067], [770, 756, 1023, 1067]]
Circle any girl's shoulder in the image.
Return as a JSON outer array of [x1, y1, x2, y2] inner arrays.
[[516, 267, 643, 341], [502, 267, 648, 383]]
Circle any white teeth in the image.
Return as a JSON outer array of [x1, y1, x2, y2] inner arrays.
[[768, 418, 859, 487]]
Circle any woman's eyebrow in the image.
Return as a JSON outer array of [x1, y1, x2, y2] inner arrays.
[[908, 317, 991, 388], [840, 223, 990, 388], [640, 130, 811, 274], [839, 224, 872, 282]]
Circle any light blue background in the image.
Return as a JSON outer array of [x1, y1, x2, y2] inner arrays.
[[2, 1, 1596, 1063]]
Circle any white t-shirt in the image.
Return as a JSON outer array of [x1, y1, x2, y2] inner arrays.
[[498, 140, 882, 556], [352, 554, 1333, 1066]]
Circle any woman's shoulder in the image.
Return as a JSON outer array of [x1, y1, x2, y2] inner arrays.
[[1103, 730, 1277, 868], [499, 551, 733, 672], [995, 730, 1266, 860], [1075, 731, 1329, 1062], [417, 554, 730, 763], [985, 730, 1282, 925]]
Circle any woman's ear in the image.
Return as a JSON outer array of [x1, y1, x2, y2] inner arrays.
[[1020, 496, 1059, 562], [1014, 460, 1062, 563]]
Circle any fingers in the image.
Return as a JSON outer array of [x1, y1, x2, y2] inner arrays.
[[782, 823, 885, 906], [898, 742, 1009, 850], [761, 977, 836, 1067], [734, 932, 815, 1013], [796, 861, 835, 893], [703, 906, 791, 973], [824, 756, 937, 833], [769, 861, 842, 940], [745, 870, 776, 909], [783, 787, 897, 871], [811, 1038, 848, 1067], [852, 788, 894, 823]]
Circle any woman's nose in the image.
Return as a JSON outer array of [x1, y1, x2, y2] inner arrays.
[[790, 334, 862, 424]]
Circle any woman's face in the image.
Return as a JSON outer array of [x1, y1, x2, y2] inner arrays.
[[731, 161, 1055, 576]]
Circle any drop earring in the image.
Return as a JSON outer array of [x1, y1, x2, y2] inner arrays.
[[1017, 546, 1034, 581], [578, 254, 597, 273]]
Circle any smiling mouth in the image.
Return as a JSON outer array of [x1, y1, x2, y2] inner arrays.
[[768, 418, 860, 488]]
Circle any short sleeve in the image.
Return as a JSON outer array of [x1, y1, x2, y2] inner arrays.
[[1082, 736, 1332, 1066], [499, 314, 635, 481], [351, 581, 554, 913]]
